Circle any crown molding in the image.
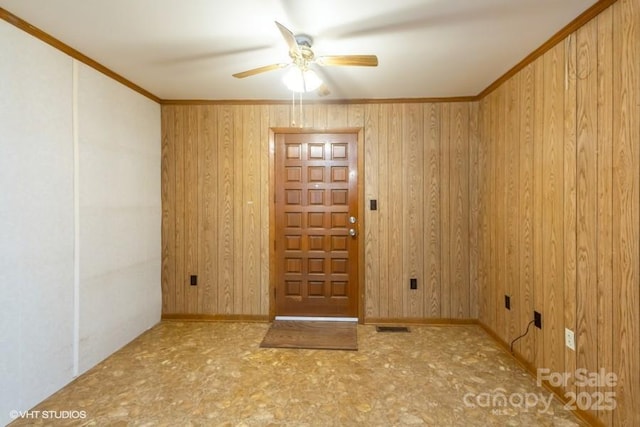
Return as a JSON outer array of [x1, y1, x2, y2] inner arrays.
[[0, 7, 161, 103], [477, 0, 617, 99], [2, 0, 618, 105]]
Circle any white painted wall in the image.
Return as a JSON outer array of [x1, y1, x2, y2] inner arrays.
[[0, 20, 161, 426], [77, 63, 161, 373], [0, 21, 75, 424]]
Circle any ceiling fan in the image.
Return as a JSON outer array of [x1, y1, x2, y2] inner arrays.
[[232, 21, 378, 96]]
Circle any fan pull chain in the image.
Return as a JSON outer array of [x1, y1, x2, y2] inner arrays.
[[290, 90, 305, 128], [291, 90, 296, 127], [299, 91, 303, 128]]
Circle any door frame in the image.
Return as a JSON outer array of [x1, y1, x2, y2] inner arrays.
[[268, 127, 365, 322]]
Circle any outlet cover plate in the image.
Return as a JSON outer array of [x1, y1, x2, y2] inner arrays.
[[534, 311, 542, 329], [565, 328, 575, 351]]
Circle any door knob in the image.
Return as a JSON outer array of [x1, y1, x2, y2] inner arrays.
[[349, 228, 357, 237], [349, 216, 357, 224]]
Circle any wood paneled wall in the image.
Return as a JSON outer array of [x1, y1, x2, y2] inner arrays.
[[364, 102, 479, 320], [161, 1, 638, 423], [161, 102, 479, 320], [477, 1, 639, 425]]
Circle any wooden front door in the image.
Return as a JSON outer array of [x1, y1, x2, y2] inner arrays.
[[274, 132, 359, 317]]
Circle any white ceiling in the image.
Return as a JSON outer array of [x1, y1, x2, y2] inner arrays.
[[0, 0, 598, 101]]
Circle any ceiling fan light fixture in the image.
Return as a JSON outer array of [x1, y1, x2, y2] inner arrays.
[[282, 67, 322, 93]]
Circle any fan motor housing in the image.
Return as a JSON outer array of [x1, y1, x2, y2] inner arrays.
[[294, 34, 313, 48]]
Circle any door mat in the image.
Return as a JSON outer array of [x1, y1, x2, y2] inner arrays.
[[260, 320, 358, 351]]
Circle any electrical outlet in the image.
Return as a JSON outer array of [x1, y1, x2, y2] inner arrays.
[[565, 328, 575, 351], [504, 295, 511, 310], [410, 278, 417, 290], [534, 311, 542, 329]]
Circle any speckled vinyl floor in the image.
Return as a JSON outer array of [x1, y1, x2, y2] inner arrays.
[[10, 322, 584, 426]]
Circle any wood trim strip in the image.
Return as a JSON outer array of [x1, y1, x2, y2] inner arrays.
[[160, 97, 478, 106], [477, 0, 618, 99], [268, 129, 277, 320], [477, 321, 605, 427], [136, 0, 618, 106], [356, 128, 366, 323], [0, 7, 161, 103], [269, 127, 362, 134], [161, 314, 269, 322], [364, 317, 478, 325], [2, 1, 616, 105]]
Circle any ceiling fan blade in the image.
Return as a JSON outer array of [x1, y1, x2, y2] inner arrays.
[[316, 55, 379, 67], [275, 21, 301, 57], [232, 63, 288, 79]]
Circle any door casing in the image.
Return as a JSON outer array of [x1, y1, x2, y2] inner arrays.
[[269, 127, 365, 322]]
